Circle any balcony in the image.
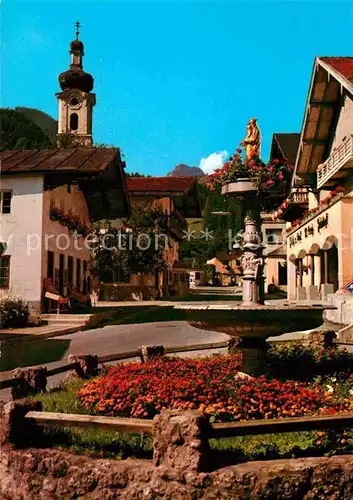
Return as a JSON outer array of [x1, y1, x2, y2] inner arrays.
[[317, 135, 353, 189], [278, 188, 309, 222], [290, 190, 309, 205]]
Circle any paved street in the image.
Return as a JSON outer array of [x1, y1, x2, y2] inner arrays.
[[2, 287, 351, 402], [0, 320, 229, 401]]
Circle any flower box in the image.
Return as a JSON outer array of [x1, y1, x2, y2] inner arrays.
[[221, 178, 258, 196], [207, 146, 294, 209]]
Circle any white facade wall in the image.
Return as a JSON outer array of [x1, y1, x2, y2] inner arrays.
[[0, 176, 92, 311], [0, 175, 44, 307], [330, 95, 353, 152]]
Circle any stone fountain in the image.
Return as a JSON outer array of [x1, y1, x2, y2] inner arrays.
[[174, 119, 333, 376]]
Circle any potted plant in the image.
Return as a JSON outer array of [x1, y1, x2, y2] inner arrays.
[[206, 146, 294, 202]]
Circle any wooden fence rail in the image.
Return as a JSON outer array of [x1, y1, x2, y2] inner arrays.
[[0, 341, 228, 391], [25, 410, 353, 439], [25, 411, 154, 434], [2, 337, 351, 392]]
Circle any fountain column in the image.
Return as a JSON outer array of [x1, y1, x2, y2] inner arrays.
[[241, 191, 265, 305], [176, 119, 331, 376]]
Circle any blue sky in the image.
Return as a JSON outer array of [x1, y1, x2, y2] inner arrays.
[[2, 1, 353, 175]]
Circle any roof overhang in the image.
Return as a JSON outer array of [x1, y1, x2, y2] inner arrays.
[[0, 148, 130, 220], [269, 133, 300, 165], [293, 57, 353, 186], [128, 178, 202, 218]]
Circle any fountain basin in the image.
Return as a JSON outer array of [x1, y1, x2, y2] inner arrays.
[[174, 303, 330, 338], [174, 303, 335, 375]]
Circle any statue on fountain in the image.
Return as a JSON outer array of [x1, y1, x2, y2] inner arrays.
[[175, 117, 330, 376], [241, 118, 261, 159]]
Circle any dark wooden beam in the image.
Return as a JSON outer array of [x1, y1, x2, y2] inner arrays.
[[302, 139, 326, 145], [309, 101, 335, 108]]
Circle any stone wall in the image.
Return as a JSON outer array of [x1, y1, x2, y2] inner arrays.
[[324, 291, 353, 326], [1, 401, 353, 499], [1, 447, 353, 499]]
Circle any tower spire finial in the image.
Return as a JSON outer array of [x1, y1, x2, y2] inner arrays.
[[75, 20, 81, 40]]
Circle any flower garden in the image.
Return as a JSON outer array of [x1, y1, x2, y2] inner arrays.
[[36, 343, 353, 461], [77, 354, 353, 422]]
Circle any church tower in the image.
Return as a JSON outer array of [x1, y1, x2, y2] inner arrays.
[[56, 22, 96, 147]]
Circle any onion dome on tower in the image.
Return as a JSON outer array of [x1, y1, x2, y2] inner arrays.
[[58, 21, 94, 93]]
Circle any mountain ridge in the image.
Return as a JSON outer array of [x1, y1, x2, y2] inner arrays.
[[168, 163, 204, 177]]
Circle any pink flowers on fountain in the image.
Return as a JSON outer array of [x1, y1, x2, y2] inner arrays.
[[206, 145, 293, 193]]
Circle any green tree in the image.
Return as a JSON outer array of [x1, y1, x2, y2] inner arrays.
[[0, 108, 52, 150], [126, 172, 151, 177], [91, 205, 167, 287], [179, 185, 242, 268]]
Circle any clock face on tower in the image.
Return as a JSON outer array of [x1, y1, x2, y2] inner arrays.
[[69, 96, 82, 109]]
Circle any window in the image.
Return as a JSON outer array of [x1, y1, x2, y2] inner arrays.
[[0, 256, 10, 289], [278, 261, 287, 286], [87, 275, 92, 294], [47, 251, 54, 280], [0, 191, 12, 214], [112, 265, 129, 283], [70, 113, 79, 131], [266, 229, 283, 245], [76, 259, 81, 291], [59, 254, 65, 295], [68, 256, 73, 286], [83, 261, 87, 294]]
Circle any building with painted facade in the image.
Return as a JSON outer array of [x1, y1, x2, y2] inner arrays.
[[279, 57, 353, 303], [0, 149, 129, 311]]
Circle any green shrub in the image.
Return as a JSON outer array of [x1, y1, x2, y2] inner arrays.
[[268, 342, 353, 380], [0, 295, 30, 328]]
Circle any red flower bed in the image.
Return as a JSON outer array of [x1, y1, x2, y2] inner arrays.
[[77, 356, 352, 422]]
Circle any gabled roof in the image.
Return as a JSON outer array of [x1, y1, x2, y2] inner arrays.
[[320, 57, 353, 85], [293, 56, 353, 182], [206, 257, 242, 275], [267, 244, 287, 258], [127, 176, 201, 217], [0, 148, 119, 174], [270, 133, 300, 165], [126, 176, 197, 194], [0, 148, 129, 220]]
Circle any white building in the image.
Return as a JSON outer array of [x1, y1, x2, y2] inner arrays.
[[0, 149, 129, 311]]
